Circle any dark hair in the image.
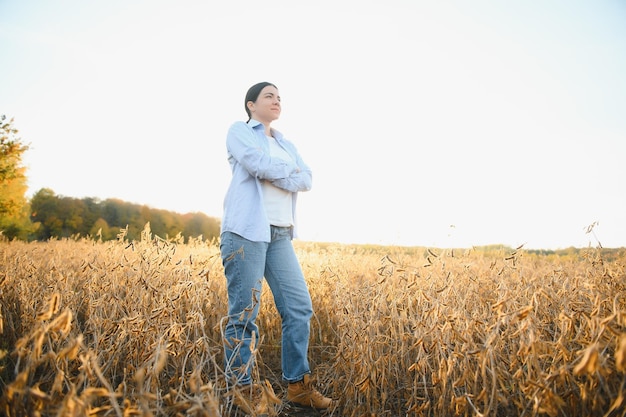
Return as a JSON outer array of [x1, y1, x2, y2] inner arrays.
[[245, 81, 277, 121]]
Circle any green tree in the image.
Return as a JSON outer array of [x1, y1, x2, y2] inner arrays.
[[30, 188, 61, 239], [30, 190, 91, 239], [90, 218, 114, 241], [0, 115, 32, 240], [183, 212, 220, 241]]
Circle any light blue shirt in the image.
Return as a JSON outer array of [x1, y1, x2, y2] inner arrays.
[[220, 119, 312, 242]]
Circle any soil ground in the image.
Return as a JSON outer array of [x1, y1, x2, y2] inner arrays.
[[231, 401, 331, 416]]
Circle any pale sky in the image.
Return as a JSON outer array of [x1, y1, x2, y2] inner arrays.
[[1, 0, 625, 249]]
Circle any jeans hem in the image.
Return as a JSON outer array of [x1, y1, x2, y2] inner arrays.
[[284, 372, 311, 384]]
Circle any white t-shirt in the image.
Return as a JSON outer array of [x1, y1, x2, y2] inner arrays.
[[262, 135, 294, 227]]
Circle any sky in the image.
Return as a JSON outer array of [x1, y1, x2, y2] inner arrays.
[[1, 0, 625, 249]]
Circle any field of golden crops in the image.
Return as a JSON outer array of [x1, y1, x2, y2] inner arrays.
[[1, 225, 625, 416]]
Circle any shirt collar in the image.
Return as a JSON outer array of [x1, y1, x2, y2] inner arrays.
[[248, 118, 282, 140], [247, 119, 263, 129]]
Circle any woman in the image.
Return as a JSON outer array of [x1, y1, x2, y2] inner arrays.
[[220, 82, 334, 414]]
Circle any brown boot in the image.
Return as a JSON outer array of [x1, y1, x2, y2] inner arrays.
[[232, 380, 281, 416], [287, 374, 335, 410]]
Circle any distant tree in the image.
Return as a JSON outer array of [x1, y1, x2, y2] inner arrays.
[[0, 115, 32, 240], [82, 197, 104, 234], [183, 212, 220, 241], [101, 199, 143, 239], [30, 188, 62, 239], [90, 218, 114, 241], [57, 196, 86, 235]]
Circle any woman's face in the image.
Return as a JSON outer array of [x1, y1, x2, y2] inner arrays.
[[248, 85, 281, 124]]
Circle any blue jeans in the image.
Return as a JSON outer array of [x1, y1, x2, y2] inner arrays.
[[220, 226, 313, 385]]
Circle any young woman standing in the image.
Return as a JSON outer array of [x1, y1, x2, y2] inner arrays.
[[220, 82, 334, 414]]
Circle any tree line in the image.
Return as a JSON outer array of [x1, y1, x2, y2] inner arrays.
[[29, 188, 220, 242], [0, 115, 220, 242]]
